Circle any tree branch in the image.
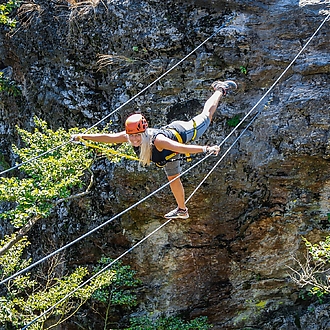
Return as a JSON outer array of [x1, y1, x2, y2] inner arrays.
[[0, 171, 94, 257]]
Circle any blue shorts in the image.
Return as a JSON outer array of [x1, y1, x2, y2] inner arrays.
[[164, 113, 210, 176]]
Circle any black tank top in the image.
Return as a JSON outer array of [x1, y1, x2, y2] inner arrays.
[[151, 128, 178, 165], [133, 125, 185, 166]]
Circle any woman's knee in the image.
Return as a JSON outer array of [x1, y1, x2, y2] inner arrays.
[[167, 174, 180, 181]]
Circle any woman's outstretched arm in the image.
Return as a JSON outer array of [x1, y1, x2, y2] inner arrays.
[[72, 131, 128, 144]]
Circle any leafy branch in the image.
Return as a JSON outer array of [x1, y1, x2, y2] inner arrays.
[[0, 0, 20, 27], [0, 169, 94, 257], [0, 117, 146, 328], [0, 71, 21, 96]]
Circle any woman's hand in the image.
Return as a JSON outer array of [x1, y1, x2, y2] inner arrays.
[[70, 134, 83, 142], [205, 145, 220, 156]]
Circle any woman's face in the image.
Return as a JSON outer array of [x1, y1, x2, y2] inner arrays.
[[128, 133, 142, 147]]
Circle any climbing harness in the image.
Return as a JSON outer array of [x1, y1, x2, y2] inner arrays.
[[154, 119, 199, 167], [191, 119, 198, 141], [154, 127, 193, 167]]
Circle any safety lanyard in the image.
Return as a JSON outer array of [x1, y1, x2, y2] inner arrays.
[[78, 138, 140, 161]]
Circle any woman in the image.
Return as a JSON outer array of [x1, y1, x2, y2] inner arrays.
[[72, 80, 237, 219]]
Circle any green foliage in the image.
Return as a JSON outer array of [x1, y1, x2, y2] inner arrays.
[[89, 258, 142, 329], [132, 46, 147, 53], [0, 254, 137, 329], [0, 118, 144, 328], [308, 286, 325, 303], [0, 0, 20, 27], [0, 117, 94, 227], [0, 71, 21, 96], [92, 256, 141, 307], [0, 117, 136, 228], [303, 236, 330, 264], [0, 236, 32, 278], [226, 115, 241, 128], [128, 315, 212, 330], [239, 66, 247, 75]]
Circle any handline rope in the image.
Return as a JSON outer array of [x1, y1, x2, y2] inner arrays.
[[0, 142, 68, 176], [0, 150, 212, 287], [0, 14, 236, 285], [0, 16, 235, 177], [15, 12, 330, 329], [23, 112, 262, 327]]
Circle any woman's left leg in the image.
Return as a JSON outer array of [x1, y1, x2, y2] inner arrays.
[[172, 80, 237, 142], [167, 174, 185, 209], [163, 157, 189, 219]]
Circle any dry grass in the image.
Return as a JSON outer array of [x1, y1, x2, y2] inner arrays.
[[67, 0, 100, 7], [67, 0, 106, 19], [8, 1, 43, 36], [95, 54, 136, 71]]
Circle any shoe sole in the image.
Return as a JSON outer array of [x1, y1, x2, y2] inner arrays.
[[224, 80, 237, 89], [212, 80, 237, 91], [164, 214, 189, 219]]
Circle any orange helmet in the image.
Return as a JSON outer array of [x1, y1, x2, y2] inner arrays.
[[125, 114, 148, 134]]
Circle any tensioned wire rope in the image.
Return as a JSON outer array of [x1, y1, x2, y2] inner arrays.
[[20, 11, 330, 329], [0, 12, 237, 285], [0, 16, 235, 177], [0, 14, 234, 283], [21, 112, 261, 330], [0, 14, 235, 285]]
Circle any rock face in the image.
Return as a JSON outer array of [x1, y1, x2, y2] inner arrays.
[[1, 0, 330, 329]]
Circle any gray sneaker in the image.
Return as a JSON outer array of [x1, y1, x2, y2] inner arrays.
[[164, 207, 189, 219], [211, 80, 237, 95]]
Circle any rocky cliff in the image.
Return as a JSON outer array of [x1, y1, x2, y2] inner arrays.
[[1, 0, 330, 329]]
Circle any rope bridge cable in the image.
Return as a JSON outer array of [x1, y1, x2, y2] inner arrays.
[[186, 10, 330, 202], [0, 142, 69, 176], [0, 16, 235, 177], [0, 152, 212, 287], [19, 12, 330, 328], [18, 111, 278, 330], [21, 217, 174, 330], [22, 111, 258, 327], [0, 14, 236, 285]]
